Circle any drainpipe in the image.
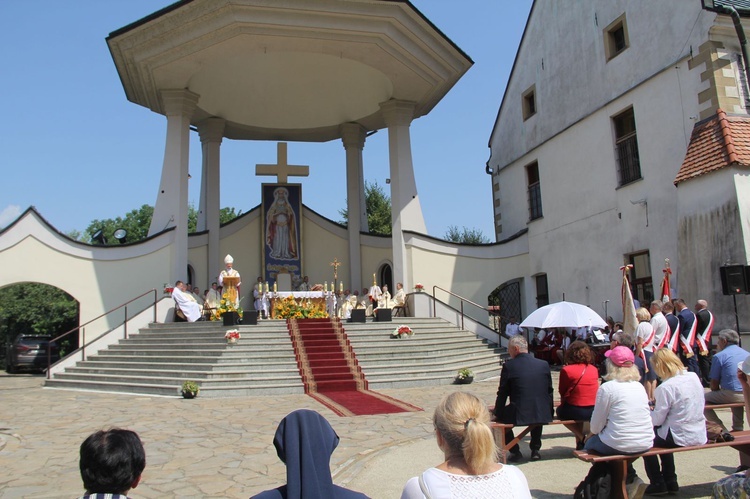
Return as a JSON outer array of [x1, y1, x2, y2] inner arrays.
[[719, 6, 750, 102]]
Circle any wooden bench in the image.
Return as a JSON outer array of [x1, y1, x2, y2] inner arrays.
[[573, 430, 750, 498], [490, 420, 584, 463], [706, 402, 744, 410]]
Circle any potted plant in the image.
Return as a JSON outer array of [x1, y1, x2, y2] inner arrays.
[[414, 283, 425, 292], [455, 368, 474, 384], [390, 325, 414, 339], [182, 380, 200, 399], [225, 329, 241, 344]]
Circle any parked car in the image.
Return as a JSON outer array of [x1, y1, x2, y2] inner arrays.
[[5, 334, 60, 373]]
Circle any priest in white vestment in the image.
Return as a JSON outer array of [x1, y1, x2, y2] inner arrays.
[[218, 254, 241, 308], [377, 285, 392, 309], [253, 277, 270, 319], [172, 281, 203, 322], [391, 283, 406, 309], [205, 282, 221, 310]]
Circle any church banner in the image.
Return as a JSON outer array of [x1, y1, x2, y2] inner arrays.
[[262, 183, 302, 287]]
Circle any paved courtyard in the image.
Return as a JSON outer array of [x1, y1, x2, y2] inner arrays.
[[0, 372, 739, 498]]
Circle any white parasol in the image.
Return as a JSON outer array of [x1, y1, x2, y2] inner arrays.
[[520, 301, 607, 330]]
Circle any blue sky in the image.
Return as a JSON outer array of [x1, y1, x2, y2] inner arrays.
[[0, 1, 532, 240]]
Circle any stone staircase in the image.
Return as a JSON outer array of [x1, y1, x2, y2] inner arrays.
[[44, 318, 506, 397], [343, 318, 505, 388]]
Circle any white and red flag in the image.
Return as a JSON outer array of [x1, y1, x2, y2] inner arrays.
[[661, 259, 671, 304], [621, 265, 638, 336]]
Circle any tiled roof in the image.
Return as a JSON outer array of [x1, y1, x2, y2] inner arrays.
[[675, 109, 750, 185]]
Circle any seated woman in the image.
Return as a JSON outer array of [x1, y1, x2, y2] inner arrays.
[[557, 341, 600, 450], [401, 392, 531, 499], [251, 409, 368, 499], [642, 348, 706, 495], [585, 346, 653, 455]]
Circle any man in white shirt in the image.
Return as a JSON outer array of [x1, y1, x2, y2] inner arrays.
[[505, 318, 521, 338], [298, 276, 311, 291], [649, 300, 669, 349]]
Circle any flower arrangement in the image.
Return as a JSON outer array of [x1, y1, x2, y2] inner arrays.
[[391, 325, 414, 339], [212, 296, 244, 321], [273, 295, 328, 319], [225, 329, 241, 340], [163, 283, 174, 295], [456, 368, 474, 380], [414, 283, 424, 292], [182, 380, 200, 398]]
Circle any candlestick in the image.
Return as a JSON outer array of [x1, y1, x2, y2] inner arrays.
[[373, 273, 376, 286], [273, 282, 277, 293], [264, 282, 269, 293], [340, 281, 343, 293], [324, 281, 328, 292]]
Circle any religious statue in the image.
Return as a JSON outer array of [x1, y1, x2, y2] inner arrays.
[[266, 187, 298, 260], [218, 254, 241, 308]]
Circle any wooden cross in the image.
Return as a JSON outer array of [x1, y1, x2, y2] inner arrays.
[[330, 257, 341, 280], [256, 142, 309, 183]]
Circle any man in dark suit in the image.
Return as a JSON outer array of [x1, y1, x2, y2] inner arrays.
[[675, 298, 699, 375], [494, 335, 553, 461]]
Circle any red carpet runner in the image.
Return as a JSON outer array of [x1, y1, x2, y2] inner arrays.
[[287, 318, 422, 417]]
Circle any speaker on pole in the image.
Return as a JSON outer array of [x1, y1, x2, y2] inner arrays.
[[720, 265, 748, 295]]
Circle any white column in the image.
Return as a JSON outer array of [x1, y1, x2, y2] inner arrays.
[[340, 122, 367, 292], [148, 89, 199, 283], [380, 100, 426, 289], [197, 117, 225, 285]]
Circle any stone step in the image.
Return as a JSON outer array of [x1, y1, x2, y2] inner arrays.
[[65, 366, 301, 378], [53, 372, 303, 388], [44, 378, 305, 398]]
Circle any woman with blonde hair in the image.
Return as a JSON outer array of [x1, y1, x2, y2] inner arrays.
[[585, 346, 653, 455], [642, 348, 706, 495], [401, 392, 530, 498]]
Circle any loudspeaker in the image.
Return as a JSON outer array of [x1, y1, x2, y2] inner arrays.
[[720, 265, 748, 295], [375, 308, 392, 322], [349, 309, 366, 323], [223, 311, 240, 326], [244, 310, 258, 325]]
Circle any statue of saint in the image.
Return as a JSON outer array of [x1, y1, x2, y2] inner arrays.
[[266, 187, 298, 260]]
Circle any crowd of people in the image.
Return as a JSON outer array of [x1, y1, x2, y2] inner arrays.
[[163, 282, 750, 496], [497, 298, 750, 497]]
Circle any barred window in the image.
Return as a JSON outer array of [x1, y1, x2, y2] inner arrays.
[[526, 162, 542, 221], [613, 108, 641, 186]]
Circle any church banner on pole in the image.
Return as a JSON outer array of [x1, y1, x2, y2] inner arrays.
[[262, 183, 302, 287]]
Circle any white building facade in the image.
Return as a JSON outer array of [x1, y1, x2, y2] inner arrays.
[[489, 0, 750, 329]]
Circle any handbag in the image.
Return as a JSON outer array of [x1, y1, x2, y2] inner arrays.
[[706, 419, 734, 443], [562, 364, 588, 402]]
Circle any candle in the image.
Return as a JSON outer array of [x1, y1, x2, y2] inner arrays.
[[340, 281, 343, 292], [324, 281, 328, 292], [264, 282, 269, 293], [373, 273, 376, 286], [258, 282, 262, 293], [273, 282, 277, 293]]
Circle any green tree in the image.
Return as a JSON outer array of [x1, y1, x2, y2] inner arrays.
[[444, 225, 490, 244], [0, 283, 79, 357], [85, 204, 154, 244], [85, 204, 243, 244], [339, 180, 392, 236]]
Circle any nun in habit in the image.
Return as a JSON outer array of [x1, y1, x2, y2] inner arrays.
[[251, 410, 369, 499]]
